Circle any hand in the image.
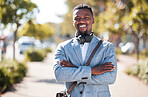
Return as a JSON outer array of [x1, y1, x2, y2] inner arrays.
[[91, 62, 115, 75], [59, 60, 75, 67]]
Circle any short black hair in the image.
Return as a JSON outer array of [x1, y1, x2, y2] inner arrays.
[[73, 4, 93, 17]]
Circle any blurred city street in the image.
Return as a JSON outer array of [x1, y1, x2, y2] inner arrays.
[[1, 0, 148, 97], [1, 51, 148, 97]]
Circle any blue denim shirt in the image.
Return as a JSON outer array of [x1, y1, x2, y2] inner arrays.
[[53, 35, 117, 97]]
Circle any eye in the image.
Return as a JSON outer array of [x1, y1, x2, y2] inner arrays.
[[74, 17, 90, 21], [84, 17, 90, 20], [74, 17, 81, 21]]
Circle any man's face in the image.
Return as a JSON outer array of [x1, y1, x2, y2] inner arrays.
[[73, 9, 94, 36]]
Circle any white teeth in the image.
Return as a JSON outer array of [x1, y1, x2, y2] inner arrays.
[[79, 25, 86, 27]]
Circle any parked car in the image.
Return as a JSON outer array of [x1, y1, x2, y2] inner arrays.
[[17, 36, 35, 54], [120, 42, 135, 53], [19, 42, 34, 54]]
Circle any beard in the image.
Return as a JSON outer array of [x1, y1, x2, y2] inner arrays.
[[78, 30, 88, 36], [75, 30, 88, 37]]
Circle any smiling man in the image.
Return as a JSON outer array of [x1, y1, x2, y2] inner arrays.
[[54, 4, 117, 97]]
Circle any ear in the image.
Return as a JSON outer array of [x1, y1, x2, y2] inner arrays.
[[92, 18, 94, 24]]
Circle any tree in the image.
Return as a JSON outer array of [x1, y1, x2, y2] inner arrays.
[[60, 0, 112, 36], [60, 12, 74, 36], [93, 1, 126, 47], [19, 20, 55, 40], [0, 0, 38, 59], [61, 0, 148, 61], [122, 0, 148, 61]]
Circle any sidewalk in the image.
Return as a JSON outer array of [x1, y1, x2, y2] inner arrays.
[[1, 53, 148, 97], [110, 55, 148, 97], [1, 52, 64, 97]]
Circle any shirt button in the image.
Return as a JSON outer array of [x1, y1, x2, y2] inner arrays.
[[80, 91, 83, 94]]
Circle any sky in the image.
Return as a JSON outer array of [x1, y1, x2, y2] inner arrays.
[[31, 0, 68, 24], [0, 0, 68, 36]]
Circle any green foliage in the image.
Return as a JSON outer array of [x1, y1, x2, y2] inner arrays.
[[125, 60, 148, 84], [0, 60, 28, 93], [62, 0, 125, 35], [62, 0, 148, 37], [1, 0, 38, 25], [140, 49, 148, 58], [132, 49, 148, 60], [25, 48, 44, 61], [60, 12, 75, 35], [43, 47, 52, 53], [62, 0, 148, 62], [24, 47, 52, 62], [19, 21, 55, 40], [94, 2, 123, 35]]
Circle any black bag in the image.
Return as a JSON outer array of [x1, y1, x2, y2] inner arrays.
[[56, 90, 68, 97]]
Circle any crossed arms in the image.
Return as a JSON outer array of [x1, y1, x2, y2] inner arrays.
[[59, 60, 115, 75], [54, 43, 117, 85]]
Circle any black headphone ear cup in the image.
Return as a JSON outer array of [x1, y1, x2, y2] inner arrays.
[[84, 35, 92, 42], [80, 36, 86, 44], [76, 32, 93, 44], [77, 35, 85, 44], [77, 35, 92, 44]]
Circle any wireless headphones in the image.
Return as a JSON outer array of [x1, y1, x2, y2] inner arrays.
[[77, 32, 93, 44]]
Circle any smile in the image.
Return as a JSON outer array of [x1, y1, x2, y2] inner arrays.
[[78, 24, 87, 28], [79, 25, 86, 27]]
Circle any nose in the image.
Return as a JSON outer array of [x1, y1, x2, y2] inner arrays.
[[78, 18, 86, 23]]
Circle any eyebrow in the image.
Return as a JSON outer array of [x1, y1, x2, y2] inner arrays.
[[85, 14, 90, 16], [75, 14, 91, 17]]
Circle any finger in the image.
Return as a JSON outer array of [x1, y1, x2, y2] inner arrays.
[[102, 65, 115, 69], [103, 62, 113, 65], [103, 65, 115, 68], [61, 60, 70, 65], [62, 60, 68, 62], [59, 62, 62, 65], [59, 62, 67, 67], [103, 64, 113, 67], [62, 60, 70, 64], [102, 64, 114, 66], [62, 60, 74, 65], [63, 61, 73, 66], [61, 60, 68, 63], [103, 63, 113, 67], [98, 69, 113, 74], [102, 69, 114, 73], [103, 67, 115, 71], [59, 60, 66, 64], [63, 62, 71, 66], [103, 66, 115, 69], [61, 61, 66, 64], [103, 64, 115, 67], [105, 64, 115, 67]]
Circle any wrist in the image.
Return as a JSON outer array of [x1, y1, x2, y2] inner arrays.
[[91, 67, 94, 75]]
